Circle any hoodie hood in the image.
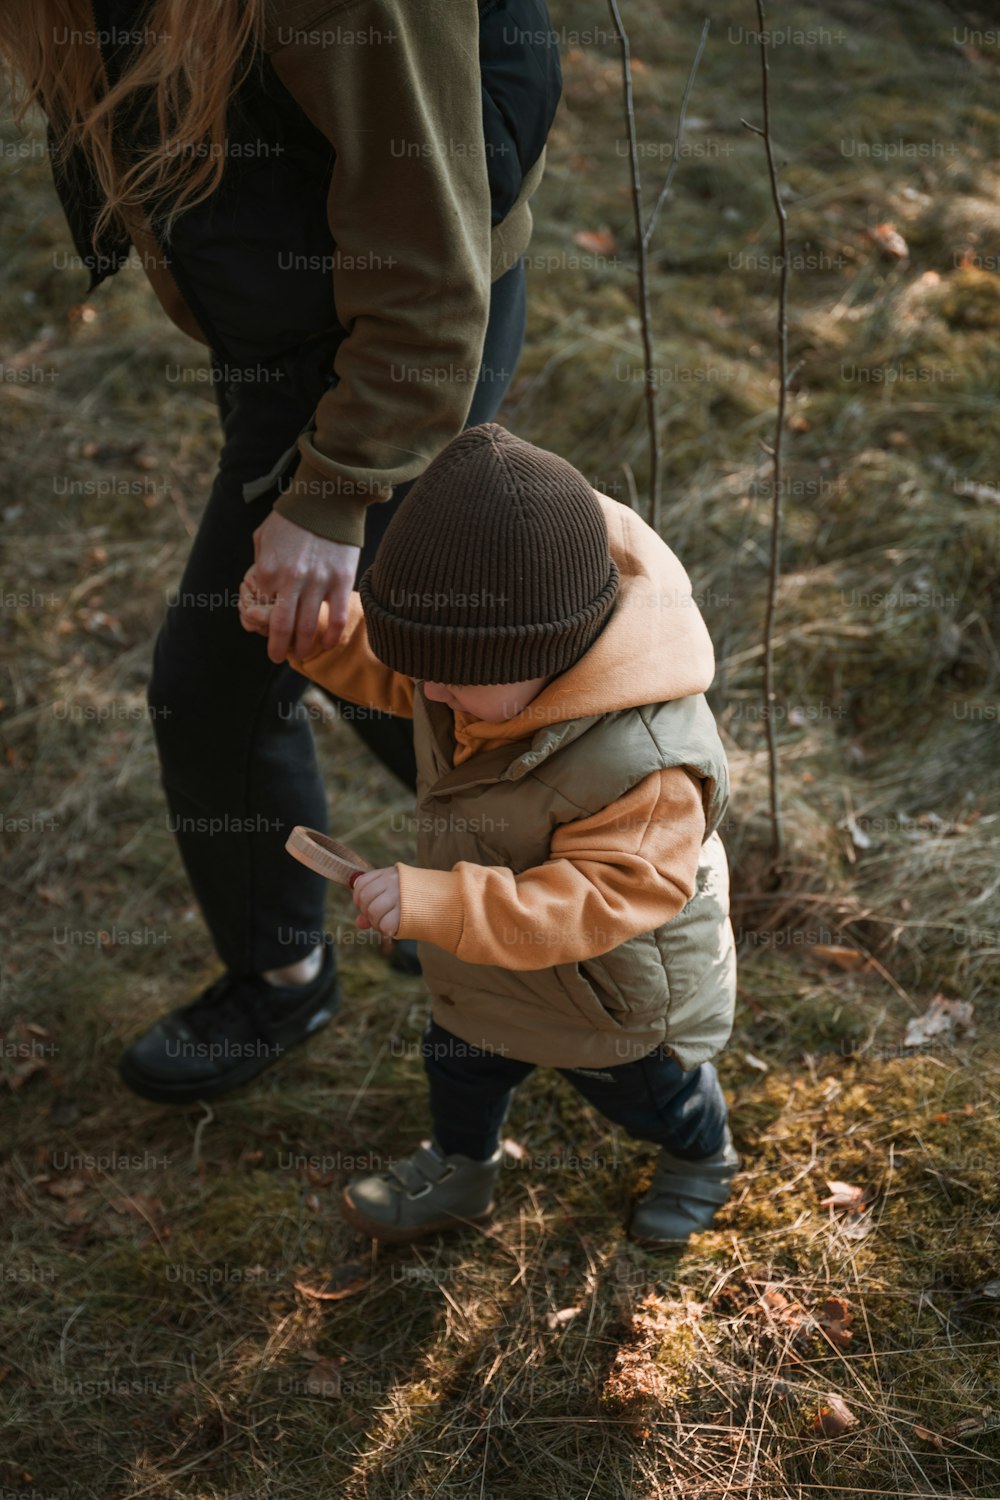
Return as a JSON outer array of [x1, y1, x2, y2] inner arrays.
[[450, 493, 716, 761]]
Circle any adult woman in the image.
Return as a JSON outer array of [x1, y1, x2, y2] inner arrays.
[[2, 0, 561, 1101]]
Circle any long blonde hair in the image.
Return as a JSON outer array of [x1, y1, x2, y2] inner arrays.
[[0, 0, 267, 248]]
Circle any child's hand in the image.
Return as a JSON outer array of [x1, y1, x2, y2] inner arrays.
[[352, 867, 401, 937], [238, 565, 274, 636], [239, 564, 331, 651]]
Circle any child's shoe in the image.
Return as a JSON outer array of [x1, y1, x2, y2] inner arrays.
[[629, 1123, 740, 1248], [341, 1140, 502, 1243]]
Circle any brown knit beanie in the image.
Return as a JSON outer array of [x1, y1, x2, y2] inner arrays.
[[358, 423, 620, 685]]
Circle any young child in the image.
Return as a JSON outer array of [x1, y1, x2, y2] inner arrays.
[[239, 422, 739, 1249]]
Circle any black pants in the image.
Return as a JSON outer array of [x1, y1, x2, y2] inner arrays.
[[147, 257, 528, 975], [423, 1020, 729, 1160]]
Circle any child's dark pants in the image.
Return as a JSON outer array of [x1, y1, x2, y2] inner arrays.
[[422, 1018, 729, 1161]]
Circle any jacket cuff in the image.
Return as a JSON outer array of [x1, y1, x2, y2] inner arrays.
[[272, 450, 393, 549], [395, 863, 465, 952]]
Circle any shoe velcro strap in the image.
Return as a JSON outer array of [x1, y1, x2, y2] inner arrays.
[[388, 1145, 453, 1195], [647, 1173, 734, 1207]]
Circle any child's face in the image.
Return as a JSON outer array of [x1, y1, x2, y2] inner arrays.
[[421, 674, 555, 723]]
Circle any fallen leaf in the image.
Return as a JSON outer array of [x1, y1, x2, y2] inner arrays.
[[903, 995, 975, 1048], [573, 227, 618, 256], [44, 1177, 87, 1200], [753, 1285, 809, 1332], [841, 1209, 876, 1241], [951, 1276, 1000, 1311], [76, 609, 128, 646], [941, 1412, 1000, 1442], [813, 945, 870, 971], [502, 1137, 527, 1161], [819, 1180, 866, 1211], [294, 1262, 369, 1302], [817, 1296, 854, 1348], [813, 1392, 858, 1437], [954, 479, 1000, 507], [35, 883, 68, 906], [546, 1306, 583, 1329], [868, 222, 908, 260]]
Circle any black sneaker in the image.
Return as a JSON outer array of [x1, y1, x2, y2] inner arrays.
[[118, 937, 340, 1104]]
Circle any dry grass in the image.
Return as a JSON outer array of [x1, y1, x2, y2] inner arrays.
[[2, 0, 1000, 1495]]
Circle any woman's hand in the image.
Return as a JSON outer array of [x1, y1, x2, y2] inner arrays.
[[251, 510, 360, 664], [352, 867, 401, 937]]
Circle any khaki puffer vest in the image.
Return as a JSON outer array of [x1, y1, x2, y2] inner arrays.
[[410, 686, 737, 1071]]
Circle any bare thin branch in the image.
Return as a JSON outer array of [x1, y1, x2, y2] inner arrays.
[[608, 5, 710, 532], [607, 0, 659, 529], [747, 0, 790, 862], [644, 19, 711, 249]]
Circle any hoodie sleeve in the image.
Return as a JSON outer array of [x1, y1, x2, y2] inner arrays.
[[289, 592, 415, 719], [265, 0, 493, 548], [394, 767, 707, 968]]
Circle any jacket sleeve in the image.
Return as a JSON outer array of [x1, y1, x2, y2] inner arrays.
[[265, 0, 494, 549], [394, 767, 707, 969], [289, 592, 415, 718]]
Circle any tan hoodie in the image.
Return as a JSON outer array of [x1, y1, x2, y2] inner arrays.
[[292, 493, 715, 969]]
